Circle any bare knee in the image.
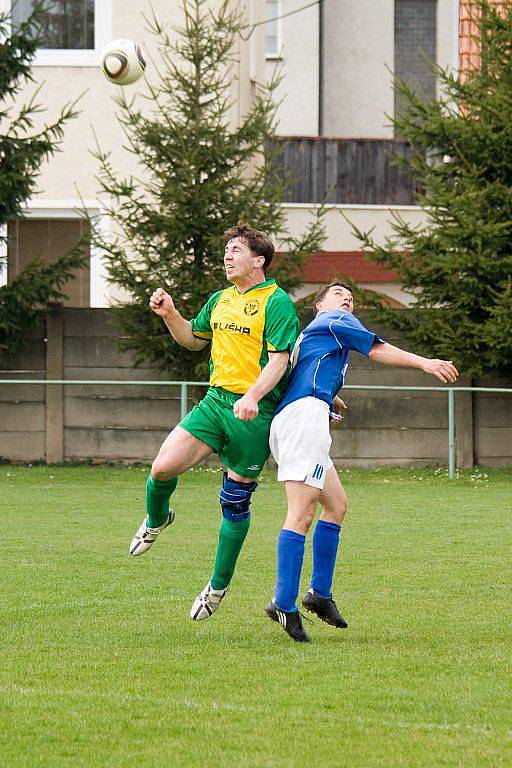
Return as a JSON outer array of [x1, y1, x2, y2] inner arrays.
[[283, 501, 316, 535], [284, 505, 316, 535], [151, 455, 174, 481], [322, 492, 348, 526]]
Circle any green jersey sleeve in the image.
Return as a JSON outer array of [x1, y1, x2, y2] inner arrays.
[[264, 288, 300, 352], [190, 290, 222, 340]]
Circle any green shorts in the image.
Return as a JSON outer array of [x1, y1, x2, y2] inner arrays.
[[179, 387, 275, 478]]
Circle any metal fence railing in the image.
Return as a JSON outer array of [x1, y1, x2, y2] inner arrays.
[[1, 380, 512, 478]]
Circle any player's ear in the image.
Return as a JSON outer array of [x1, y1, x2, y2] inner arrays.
[[255, 254, 265, 271]]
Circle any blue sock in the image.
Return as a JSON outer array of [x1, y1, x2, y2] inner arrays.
[[275, 529, 306, 612], [310, 520, 341, 598]]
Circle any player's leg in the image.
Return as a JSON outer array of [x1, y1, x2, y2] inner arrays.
[[277, 480, 319, 603], [264, 480, 321, 643], [191, 467, 258, 621], [131, 392, 224, 556], [302, 466, 348, 628], [211, 403, 273, 590], [312, 466, 348, 593], [191, 393, 270, 620], [264, 398, 331, 642], [130, 426, 214, 556], [149, 424, 214, 523], [210, 468, 257, 590]]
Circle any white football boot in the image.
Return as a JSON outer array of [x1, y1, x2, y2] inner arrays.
[[129, 509, 175, 556], [190, 581, 228, 621]]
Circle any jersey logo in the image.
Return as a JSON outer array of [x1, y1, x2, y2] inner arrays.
[[213, 321, 250, 335], [244, 299, 260, 316]]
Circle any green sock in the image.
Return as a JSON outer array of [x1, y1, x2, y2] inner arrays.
[[146, 474, 178, 528], [210, 517, 251, 590]]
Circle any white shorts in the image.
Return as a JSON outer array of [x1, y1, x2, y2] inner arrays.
[[269, 397, 334, 490]]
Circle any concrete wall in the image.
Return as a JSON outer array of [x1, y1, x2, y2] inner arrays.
[[0, 308, 511, 467], [0, 327, 47, 462]]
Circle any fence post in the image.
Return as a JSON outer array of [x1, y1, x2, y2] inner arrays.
[[455, 379, 474, 468], [45, 304, 64, 463], [448, 389, 455, 479], [180, 382, 188, 421]]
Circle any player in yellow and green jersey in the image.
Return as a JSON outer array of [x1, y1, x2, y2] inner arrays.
[[129, 222, 300, 621]]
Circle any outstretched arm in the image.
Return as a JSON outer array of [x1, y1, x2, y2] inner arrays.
[[233, 351, 290, 422], [368, 341, 458, 384], [149, 288, 209, 352]]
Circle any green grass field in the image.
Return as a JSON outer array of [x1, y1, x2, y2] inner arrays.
[[1, 465, 511, 767]]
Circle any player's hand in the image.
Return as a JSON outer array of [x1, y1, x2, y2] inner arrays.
[[233, 394, 259, 422], [330, 396, 347, 427], [149, 288, 177, 318], [334, 396, 347, 414], [423, 359, 459, 384]]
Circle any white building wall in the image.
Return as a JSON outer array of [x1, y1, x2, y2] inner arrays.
[[3, 0, 460, 306], [282, 203, 426, 252], [282, 201, 425, 305], [271, 0, 458, 138], [5, 0, 264, 201], [266, 0, 319, 135], [437, 0, 459, 91], [2, 0, 265, 306], [323, 0, 395, 138]]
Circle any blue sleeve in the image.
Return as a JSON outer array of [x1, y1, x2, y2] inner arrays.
[[329, 312, 383, 356]]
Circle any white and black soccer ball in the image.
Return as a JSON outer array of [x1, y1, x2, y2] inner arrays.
[[101, 39, 146, 86]]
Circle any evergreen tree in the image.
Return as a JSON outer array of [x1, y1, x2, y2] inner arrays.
[[93, 0, 325, 378], [0, 2, 82, 363], [351, 0, 512, 379]]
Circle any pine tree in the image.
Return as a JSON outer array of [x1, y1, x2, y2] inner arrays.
[[93, 0, 325, 378], [0, 2, 82, 363], [351, 0, 512, 379]]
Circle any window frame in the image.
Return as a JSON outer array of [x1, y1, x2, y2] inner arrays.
[[3, 201, 103, 305], [265, 0, 282, 60], [0, 0, 112, 66]]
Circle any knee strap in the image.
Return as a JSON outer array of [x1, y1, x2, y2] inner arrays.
[[220, 472, 258, 522]]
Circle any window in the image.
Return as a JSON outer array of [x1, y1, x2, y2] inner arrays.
[[12, 0, 95, 50], [394, 0, 437, 128], [0, 0, 112, 65], [265, 0, 281, 57], [7, 218, 91, 308]]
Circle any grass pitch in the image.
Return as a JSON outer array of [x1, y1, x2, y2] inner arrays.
[[1, 465, 511, 767]]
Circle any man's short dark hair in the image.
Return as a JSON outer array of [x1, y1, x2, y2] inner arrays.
[[223, 221, 275, 274], [313, 282, 353, 312]]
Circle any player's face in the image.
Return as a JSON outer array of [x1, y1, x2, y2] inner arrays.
[[318, 285, 354, 313], [224, 237, 264, 283]]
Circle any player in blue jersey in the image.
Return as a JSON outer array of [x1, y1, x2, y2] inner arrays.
[[265, 282, 459, 642]]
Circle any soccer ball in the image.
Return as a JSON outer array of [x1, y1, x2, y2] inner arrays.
[[101, 39, 146, 85]]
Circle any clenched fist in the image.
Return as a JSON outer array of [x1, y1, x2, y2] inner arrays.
[[233, 393, 259, 422], [149, 288, 176, 319]]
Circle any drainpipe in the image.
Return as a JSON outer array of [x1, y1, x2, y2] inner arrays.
[[318, 0, 324, 135]]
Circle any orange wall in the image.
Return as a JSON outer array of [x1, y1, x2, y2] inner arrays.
[[459, 1, 510, 77]]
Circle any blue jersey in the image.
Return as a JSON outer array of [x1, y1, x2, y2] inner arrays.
[[275, 310, 383, 415]]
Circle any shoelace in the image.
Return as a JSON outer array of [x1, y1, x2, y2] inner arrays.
[[201, 590, 223, 606], [299, 610, 314, 625]]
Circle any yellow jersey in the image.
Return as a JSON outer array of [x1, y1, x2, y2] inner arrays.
[[191, 279, 299, 403]]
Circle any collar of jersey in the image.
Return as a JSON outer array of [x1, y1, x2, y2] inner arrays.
[[234, 278, 276, 295], [317, 309, 350, 316]]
